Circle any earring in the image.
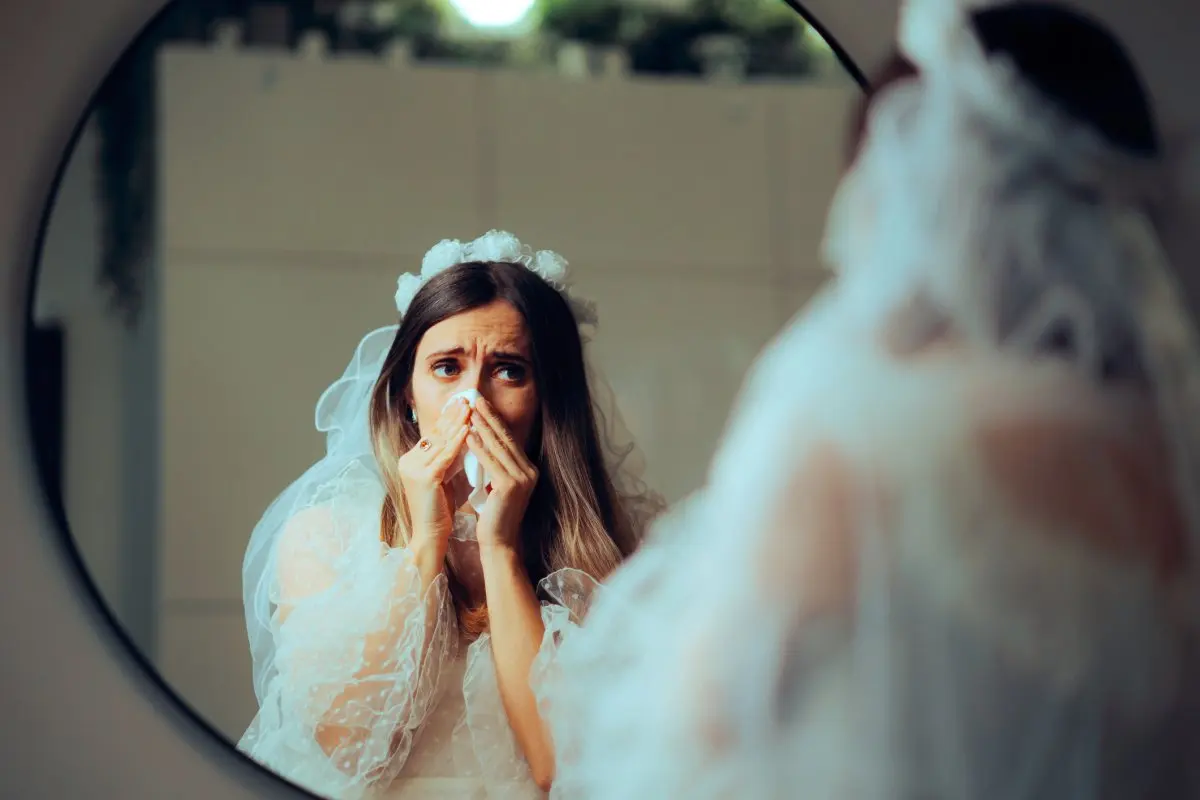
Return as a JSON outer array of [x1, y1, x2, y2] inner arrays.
[[408, 407, 417, 423]]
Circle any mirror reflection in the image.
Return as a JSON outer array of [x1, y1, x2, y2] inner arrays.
[[30, 0, 857, 796]]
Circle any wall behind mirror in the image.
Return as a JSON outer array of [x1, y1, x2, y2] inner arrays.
[[29, 0, 858, 767]]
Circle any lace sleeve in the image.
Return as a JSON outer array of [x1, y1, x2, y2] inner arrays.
[[527, 568, 602, 713], [238, 464, 458, 799], [446, 569, 600, 798], [523, 517, 700, 798]]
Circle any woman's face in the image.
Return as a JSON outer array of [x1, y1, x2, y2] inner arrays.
[[408, 299, 540, 451]]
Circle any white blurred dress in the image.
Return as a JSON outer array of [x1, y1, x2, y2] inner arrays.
[[524, 0, 1200, 795], [238, 458, 591, 800]]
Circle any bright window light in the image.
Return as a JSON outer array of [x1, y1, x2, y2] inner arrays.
[[447, 0, 536, 28]]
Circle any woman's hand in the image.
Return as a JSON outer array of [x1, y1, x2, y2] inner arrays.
[[467, 398, 539, 553], [397, 397, 471, 554]]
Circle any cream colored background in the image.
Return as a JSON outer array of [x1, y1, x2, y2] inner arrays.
[[37, 43, 853, 744]]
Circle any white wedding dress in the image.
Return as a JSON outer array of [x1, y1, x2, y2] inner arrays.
[[521, 2, 1200, 797], [238, 456, 594, 800]]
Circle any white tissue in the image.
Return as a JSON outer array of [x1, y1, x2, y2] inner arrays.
[[443, 389, 489, 512]]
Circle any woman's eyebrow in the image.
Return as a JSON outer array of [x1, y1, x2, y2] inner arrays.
[[425, 346, 530, 362]]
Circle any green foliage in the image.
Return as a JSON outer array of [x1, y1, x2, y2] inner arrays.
[[536, 0, 638, 46], [703, 0, 806, 33], [390, 0, 443, 39]]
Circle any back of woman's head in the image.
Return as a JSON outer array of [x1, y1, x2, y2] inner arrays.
[[846, 2, 1160, 166]]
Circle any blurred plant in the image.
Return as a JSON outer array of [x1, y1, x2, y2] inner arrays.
[[707, 0, 804, 33], [698, 0, 813, 76], [338, 0, 444, 52], [386, 0, 444, 38], [94, 68, 153, 326], [535, 0, 643, 47], [626, 8, 710, 75], [624, 0, 814, 78], [92, 4, 192, 326]]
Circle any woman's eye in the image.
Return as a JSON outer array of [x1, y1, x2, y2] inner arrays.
[[495, 364, 526, 382], [432, 361, 460, 379]]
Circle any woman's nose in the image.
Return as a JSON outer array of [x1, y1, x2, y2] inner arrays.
[[457, 372, 493, 406], [458, 368, 483, 392]]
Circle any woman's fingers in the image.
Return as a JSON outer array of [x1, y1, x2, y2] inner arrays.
[[472, 399, 522, 462], [468, 425, 524, 483], [466, 431, 510, 480], [414, 398, 470, 461], [432, 396, 471, 440], [428, 424, 471, 480], [469, 404, 526, 478]]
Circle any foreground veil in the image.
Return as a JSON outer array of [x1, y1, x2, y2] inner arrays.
[[537, 2, 1200, 798], [238, 231, 663, 796]]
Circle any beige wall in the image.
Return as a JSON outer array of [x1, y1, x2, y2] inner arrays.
[[143, 45, 851, 741], [35, 121, 124, 602], [36, 118, 160, 657], [34, 122, 137, 640]]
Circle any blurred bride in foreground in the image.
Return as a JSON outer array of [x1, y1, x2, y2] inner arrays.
[[536, 1, 1200, 797]]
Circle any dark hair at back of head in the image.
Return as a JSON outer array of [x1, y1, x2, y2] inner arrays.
[[845, 2, 1160, 166], [970, 2, 1160, 156]]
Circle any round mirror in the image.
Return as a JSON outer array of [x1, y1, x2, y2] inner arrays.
[[26, 1, 862, 796]]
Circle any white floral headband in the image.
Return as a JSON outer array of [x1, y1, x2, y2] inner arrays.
[[394, 230, 599, 327]]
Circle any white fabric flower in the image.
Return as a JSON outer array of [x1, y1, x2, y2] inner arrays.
[[421, 239, 467, 278], [468, 230, 525, 263], [394, 272, 423, 314], [531, 250, 569, 287]]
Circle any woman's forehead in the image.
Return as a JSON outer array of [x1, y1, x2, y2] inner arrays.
[[417, 301, 531, 355]]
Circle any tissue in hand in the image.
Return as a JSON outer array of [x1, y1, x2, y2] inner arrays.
[[443, 389, 489, 512]]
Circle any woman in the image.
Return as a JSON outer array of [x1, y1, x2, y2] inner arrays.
[[539, 2, 1200, 798], [237, 230, 663, 799]]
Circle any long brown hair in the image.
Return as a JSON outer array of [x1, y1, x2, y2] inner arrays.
[[368, 260, 638, 636]]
